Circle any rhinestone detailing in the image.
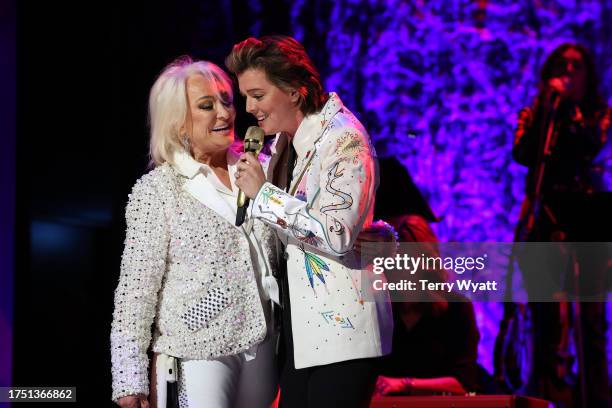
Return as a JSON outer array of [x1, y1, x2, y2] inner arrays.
[[181, 287, 230, 331], [110, 164, 275, 401]]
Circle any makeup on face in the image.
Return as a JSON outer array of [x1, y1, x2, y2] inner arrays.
[[237, 68, 303, 136], [184, 74, 236, 154]]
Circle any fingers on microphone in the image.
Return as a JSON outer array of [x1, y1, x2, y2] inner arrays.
[[236, 160, 248, 172], [240, 152, 254, 159]]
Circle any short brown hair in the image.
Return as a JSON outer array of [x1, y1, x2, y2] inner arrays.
[[225, 35, 327, 115]]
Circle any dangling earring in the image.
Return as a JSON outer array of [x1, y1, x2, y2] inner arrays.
[[181, 134, 190, 153]]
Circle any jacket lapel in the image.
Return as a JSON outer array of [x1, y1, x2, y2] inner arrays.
[[173, 150, 237, 226], [289, 92, 343, 193], [184, 175, 237, 225]]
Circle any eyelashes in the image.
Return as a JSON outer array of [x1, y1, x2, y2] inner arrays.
[[197, 101, 234, 111], [239, 92, 264, 101]]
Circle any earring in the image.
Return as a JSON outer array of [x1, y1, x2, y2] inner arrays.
[[181, 134, 190, 152]]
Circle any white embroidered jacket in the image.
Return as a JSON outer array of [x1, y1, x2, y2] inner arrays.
[[251, 92, 393, 369], [110, 149, 276, 401]]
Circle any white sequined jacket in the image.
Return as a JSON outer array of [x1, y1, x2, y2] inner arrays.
[[110, 150, 276, 401]]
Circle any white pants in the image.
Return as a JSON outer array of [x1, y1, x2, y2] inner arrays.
[[156, 335, 278, 408]]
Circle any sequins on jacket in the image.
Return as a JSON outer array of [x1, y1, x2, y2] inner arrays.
[[110, 164, 274, 401]]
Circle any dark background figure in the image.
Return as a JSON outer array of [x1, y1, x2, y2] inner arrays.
[[374, 157, 482, 396], [511, 43, 610, 407]]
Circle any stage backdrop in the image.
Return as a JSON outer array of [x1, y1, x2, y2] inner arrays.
[[283, 0, 612, 374], [17, 1, 610, 401]]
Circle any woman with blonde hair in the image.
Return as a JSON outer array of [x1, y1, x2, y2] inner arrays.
[[110, 57, 278, 408]]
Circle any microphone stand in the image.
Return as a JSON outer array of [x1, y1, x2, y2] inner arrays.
[[494, 94, 563, 393], [535, 96, 586, 407], [523, 94, 561, 239]]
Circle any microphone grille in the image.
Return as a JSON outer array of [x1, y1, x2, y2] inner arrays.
[[245, 126, 265, 143]]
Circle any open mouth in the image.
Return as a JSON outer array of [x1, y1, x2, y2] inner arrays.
[[212, 125, 231, 132]]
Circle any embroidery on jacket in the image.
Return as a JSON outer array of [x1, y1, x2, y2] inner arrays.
[[335, 131, 365, 165], [328, 219, 345, 236], [260, 184, 283, 205], [320, 162, 353, 213], [258, 205, 288, 229], [287, 210, 324, 247], [320, 310, 355, 329], [294, 176, 308, 202], [296, 230, 324, 247], [300, 245, 333, 296], [344, 269, 365, 306]]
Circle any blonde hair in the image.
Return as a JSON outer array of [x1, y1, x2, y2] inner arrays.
[[148, 56, 233, 166]]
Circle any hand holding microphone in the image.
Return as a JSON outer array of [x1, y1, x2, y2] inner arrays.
[[235, 126, 265, 226], [546, 76, 572, 109]]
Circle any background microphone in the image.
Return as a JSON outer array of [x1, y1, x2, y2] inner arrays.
[[236, 126, 265, 226], [547, 76, 571, 108], [549, 89, 565, 116], [550, 90, 561, 111]]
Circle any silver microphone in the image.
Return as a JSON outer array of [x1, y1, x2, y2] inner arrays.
[[236, 126, 265, 226]]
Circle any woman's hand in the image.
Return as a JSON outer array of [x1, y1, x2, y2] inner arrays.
[[116, 394, 149, 408], [544, 76, 572, 109], [354, 220, 398, 264], [548, 77, 571, 97], [235, 152, 266, 199], [374, 376, 412, 396]]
